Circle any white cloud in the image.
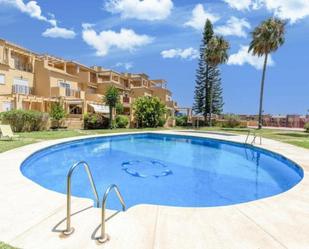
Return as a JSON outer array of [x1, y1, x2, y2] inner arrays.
[[42, 26, 76, 39], [184, 4, 220, 30], [262, 0, 309, 23], [82, 25, 153, 57], [161, 47, 199, 60], [223, 0, 252, 11], [215, 16, 251, 37], [82, 23, 95, 30], [0, 0, 55, 25], [227, 45, 274, 70], [223, 0, 309, 23], [105, 0, 173, 21], [0, 0, 76, 39], [115, 62, 133, 70]]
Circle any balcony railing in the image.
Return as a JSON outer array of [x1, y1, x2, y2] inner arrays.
[[51, 86, 82, 98], [85, 93, 104, 102], [123, 96, 130, 103], [65, 88, 81, 98], [14, 63, 33, 73], [12, 84, 32, 95]]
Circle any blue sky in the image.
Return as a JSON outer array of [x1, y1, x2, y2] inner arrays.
[[0, 0, 309, 114]]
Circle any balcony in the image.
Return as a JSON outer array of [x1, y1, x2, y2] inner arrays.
[[166, 100, 177, 109], [11, 51, 34, 72], [14, 63, 33, 73], [123, 96, 130, 103], [12, 84, 32, 95], [85, 93, 104, 102], [121, 96, 131, 106], [51, 87, 83, 99]]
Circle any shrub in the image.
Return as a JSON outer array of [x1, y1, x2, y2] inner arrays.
[[217, 114, 247, 128], [133, 96, 167, 128], [221, 118, 241, 128], [84, 113, 109, 129], [50, 102, 66, 128], [115, 115, 129, 128], [305, 123, 309, 133], [116, 103, 124, 115], [0, 109, 49, 132], [175, 115, 188, 126], [158, 117, 166, 127]]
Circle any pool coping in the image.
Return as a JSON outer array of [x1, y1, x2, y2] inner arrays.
[[0, 130, 309, 249]]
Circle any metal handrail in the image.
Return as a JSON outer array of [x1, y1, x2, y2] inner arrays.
[[245, 130, 262, 145], [98, 184, 126, 243], [245, 130, 251, 144], [63, 161, 99, 236]]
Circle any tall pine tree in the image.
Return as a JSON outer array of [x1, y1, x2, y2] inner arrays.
[[209, 66, 224, 114], [193, 19, 224, 124]]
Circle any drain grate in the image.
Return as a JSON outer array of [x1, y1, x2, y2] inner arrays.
[[121, 160, 173, 178]]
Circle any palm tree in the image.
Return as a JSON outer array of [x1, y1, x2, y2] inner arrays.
[[249, 18, 285, 129], [205, 35, 229, 126], [104, 86, 120, 129]]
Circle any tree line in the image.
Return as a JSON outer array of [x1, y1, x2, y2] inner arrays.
[[193, 18, 286, 128]]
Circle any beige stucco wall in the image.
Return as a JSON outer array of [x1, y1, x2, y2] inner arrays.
[[0, 96, 13, 112], [34, 60, 50, 97], [0, 64, 10, 95], [151, 87, 171, 104], [78, 71, 90, 84], [97, 83, 125, 95], [0, 64, 34, 93], [131, 87, 153, 99], [34, 60, 80, 98], [49, 71, 79, 89]]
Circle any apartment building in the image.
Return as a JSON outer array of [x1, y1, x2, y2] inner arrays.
[[130, 73, 177, 112], [128, 73, 177, 125], [0, 39, 38, 112], [0, 39, 178, 127], [34, 55, 86, 117], [95, 68, 132, 116]]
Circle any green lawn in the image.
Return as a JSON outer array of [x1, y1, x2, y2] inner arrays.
[[1, 127, 309, 153], [0, 128, 167, 153], [195, 127, 309, 149]]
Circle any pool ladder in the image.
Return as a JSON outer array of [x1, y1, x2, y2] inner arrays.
[[98, 184, 126, 243], [245, 130, 262, 145], [62, 161, 126, 243]]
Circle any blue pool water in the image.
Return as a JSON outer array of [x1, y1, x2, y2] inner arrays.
[[21, 133, 303, 209]]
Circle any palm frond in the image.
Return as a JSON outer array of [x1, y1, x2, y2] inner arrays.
[[248, 18, 286, 56]]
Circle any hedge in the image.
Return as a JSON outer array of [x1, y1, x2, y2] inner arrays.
[[0, 110, 49, 132], [115, 115, 129, 128], [84, 113, 109, 129]]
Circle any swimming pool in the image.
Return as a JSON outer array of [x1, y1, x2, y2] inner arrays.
[[21, 133, 303, 209]]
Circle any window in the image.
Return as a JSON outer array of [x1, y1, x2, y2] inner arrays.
[[13, 78, 29, 86], [0, 74, 4, 84], [2, 102, 12, 111], [59, 81, 71, 89], [13, 78, 30, 94]]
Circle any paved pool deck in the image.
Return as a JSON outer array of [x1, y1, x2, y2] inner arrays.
[[0, 130, 309, 249]]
